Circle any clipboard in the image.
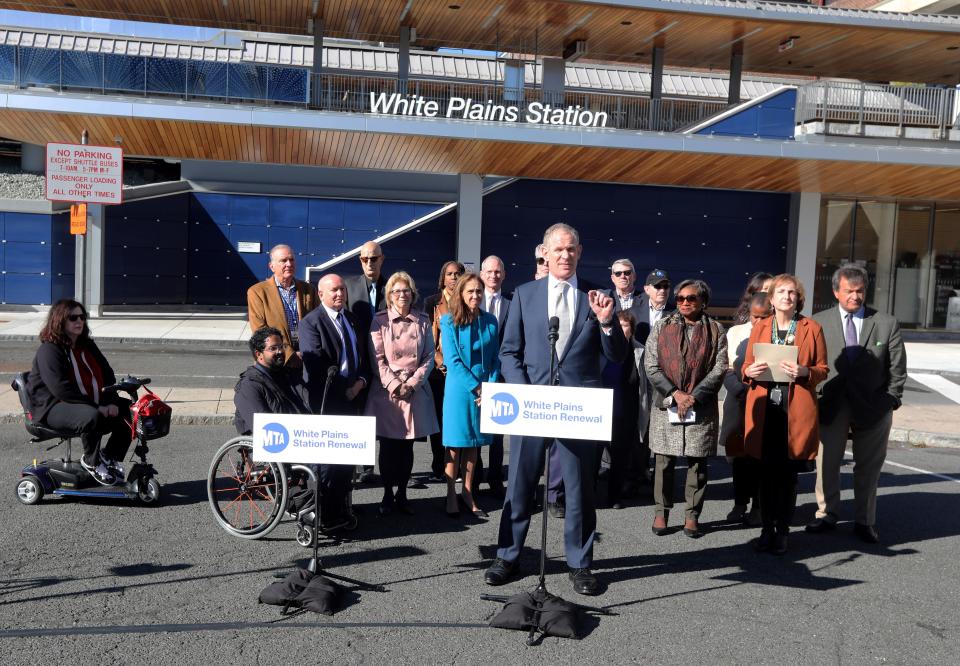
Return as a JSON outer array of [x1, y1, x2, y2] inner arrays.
[[752, 343, 799, 383]]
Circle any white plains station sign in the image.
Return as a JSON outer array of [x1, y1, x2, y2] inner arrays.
[[370, 93, 609, 128]]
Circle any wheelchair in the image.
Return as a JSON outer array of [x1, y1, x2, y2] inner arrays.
[[206, 436, 353, 546], [12, 372, 168, 506]]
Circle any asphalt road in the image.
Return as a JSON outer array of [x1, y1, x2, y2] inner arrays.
[[1, 424, 959, 664], [0, 341, 248, 390]]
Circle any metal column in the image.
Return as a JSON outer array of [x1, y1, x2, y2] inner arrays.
[[456, 174, 483, 272]]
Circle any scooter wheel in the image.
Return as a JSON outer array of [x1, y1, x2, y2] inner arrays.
[[15, 476, 44, 505], [137, 477, 162, 505]]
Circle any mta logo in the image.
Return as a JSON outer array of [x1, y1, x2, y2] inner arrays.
[[261, 422, 289, 453], [490, 392, 519, 425]]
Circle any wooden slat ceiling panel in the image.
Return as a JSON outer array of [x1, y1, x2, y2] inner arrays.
[[3, 1, 960, 82], [4, 108, 960, 200]]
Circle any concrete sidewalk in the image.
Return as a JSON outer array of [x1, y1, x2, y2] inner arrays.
[[1, 310, 958, 447]]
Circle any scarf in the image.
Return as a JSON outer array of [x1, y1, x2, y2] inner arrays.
[[656, 312, 717, 394], [69, 344, 105, 403]]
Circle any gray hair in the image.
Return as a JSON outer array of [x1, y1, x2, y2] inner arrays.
[[674, 279, 712, 307], [534, 244, 545, 259], [832, 263, 869, 291], [481, 255, 505, 272], [269, 244, 293, 261], [542, 223, 580, 248], [611, 258, 634, 272]]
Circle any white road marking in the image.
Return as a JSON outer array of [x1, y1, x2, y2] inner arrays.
[[882, 459, 960, 485], [908, 372, 960, 405]]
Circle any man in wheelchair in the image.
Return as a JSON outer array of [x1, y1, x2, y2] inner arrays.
[[234, 326, 356, 531], [25, 300, 132, 486]]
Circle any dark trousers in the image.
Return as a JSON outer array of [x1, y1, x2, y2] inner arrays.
[[607, 430, 640, 503], [477, 434, 504, 487], [427, 370, 446, 477], [546, 445, 564, 504], [653, 454, 708, 521], [42, 395, 132, 462], [732, 456, 761, 507], [497, 436, 596, 569], [318, 463, 353, 524], [379, 437, 415, 505], [759, 405, 800, 535]]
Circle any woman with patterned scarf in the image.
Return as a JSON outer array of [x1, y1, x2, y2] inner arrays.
[[644, 279, 727, 539]]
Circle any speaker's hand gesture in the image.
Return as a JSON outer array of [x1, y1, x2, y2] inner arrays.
[[588, 290, 614, 324]]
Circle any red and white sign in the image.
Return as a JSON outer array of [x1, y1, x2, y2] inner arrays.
[[45, 143, 124, 205]]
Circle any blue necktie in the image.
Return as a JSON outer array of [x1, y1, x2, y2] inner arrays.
[[337, 311, 357, 377]]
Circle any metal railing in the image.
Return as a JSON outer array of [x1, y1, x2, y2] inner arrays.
[[0, 43, 730, 133], [795, 80, 958, 139]]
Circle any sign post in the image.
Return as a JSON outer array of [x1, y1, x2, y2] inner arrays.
[[46, 136, 123, 315]]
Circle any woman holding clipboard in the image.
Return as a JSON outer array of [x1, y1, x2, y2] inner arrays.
[[742, 274, 828, 555]]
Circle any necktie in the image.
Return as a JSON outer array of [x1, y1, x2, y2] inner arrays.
[[555, 282, 570, 357], [489, 294, 498, 319], [337, 311, 357, 377], [368, 283, 377, 316], [844, 313, 858, 348]]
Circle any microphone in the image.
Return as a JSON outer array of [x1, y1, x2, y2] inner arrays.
[[325, 365, 338, 382], [318, 365, 338, 416], [548, 316, 559, 344]]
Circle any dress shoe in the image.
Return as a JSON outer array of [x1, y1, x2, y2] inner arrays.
[[746, 505, 762, 527], [407, 477, 428, 490], [754, 529, 774, 552], [805, 516, 838, 534], [395, 501, 414, 516], [486, 482, 506, 498], [377, 504, 393, 517], [484, 558, 518, 586], [683, 520, 703, 539], [726, 504, 747, 522], [610, 501, 623, 510], [569, 568, 599, 595], [651, 514, 669, 536], [356, 470, 376, 485], [547, 501, 566, 519], [854, 523, 880, 544], [772, 532, 789, 555], [472, 508, 489, 519]]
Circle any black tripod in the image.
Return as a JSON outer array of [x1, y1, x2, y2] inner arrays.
[[483, 317, 613, 644], [300, 367, 383, 592]]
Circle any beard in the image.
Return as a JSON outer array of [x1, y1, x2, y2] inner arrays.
[[266, 354, 285, 372]]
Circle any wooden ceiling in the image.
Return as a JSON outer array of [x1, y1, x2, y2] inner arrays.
[[2, 1, 960, 83], [3, 107, 960, 201]]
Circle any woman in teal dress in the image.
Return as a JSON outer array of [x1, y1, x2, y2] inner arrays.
[[440, 273, 500, 518]]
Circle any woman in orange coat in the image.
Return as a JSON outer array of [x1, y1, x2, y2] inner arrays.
[[743, 274, 828, 555]]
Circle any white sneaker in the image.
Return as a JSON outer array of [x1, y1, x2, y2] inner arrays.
[[100, 453, 125, 478], [81, 455, 116, 486]]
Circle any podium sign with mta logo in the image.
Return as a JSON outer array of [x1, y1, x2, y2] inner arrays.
[[252, 413, 376, 465], [479, 382, 613, 441]]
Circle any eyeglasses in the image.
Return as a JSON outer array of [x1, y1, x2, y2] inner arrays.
[[391, 288, 412, 296], [613, 270, 633, 278], [653, 283, 671, 290], [360, 256, 382, 264], [536, 258, 546, 265], [264, 343, 289, 352], [67, 313, 87, 322], [675, 295, 699, 304]]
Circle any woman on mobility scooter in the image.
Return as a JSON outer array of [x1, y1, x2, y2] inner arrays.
[[25, 299, 132, 486]]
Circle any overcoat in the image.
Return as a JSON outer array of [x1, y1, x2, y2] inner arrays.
[[742, 315, 829, 461]]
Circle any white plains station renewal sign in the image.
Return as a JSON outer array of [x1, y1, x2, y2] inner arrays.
[[370, 93, 609, 128]]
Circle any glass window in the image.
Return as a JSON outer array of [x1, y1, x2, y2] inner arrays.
[[503, 60, 524, 103], [62, 51, 102, 89], [146, 58, 187, 96], [103, 54, 144, 93], [187, 61, 227, 98], [19, 47, 60, 88], [813, 199, 855, 312], [891, 203, 932, 327], [853, 201, 897, 312], [931, 206, 960, 328], [0, 45, 16, 84]]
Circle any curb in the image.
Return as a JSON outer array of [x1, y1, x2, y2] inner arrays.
[[889, 427, 960, 449], [1, 413, 235, 427], [0, 334, 247, 348]]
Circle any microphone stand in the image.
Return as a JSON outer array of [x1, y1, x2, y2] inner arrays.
[[482, 316, 613, 644], [304, 365, 383, 592]]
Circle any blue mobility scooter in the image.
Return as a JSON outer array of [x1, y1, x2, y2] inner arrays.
[[12, 372, 170, 505]]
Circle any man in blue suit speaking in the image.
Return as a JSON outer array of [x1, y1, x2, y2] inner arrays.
[[484, 223, 627, 596]]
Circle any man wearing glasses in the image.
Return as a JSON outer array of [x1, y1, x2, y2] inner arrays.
[[638, 269, 672, 345], [607, 259, 646, 336], [344, 241, 388, 337], [234, 326, 311, 437], [247, 244, 319, 369], [344, 241, 387, 484]]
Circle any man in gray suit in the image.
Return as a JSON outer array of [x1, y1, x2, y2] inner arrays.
[[479, 255, 511, 495], [806, 263, 907, 544]]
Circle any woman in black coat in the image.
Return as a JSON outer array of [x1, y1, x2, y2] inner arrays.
[[25, 299, 132, 485]]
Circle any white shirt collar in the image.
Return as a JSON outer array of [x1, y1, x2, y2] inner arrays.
[[322, 303, 345, 322], [547, 273, 577, 291], [839, 304, 865, 319]]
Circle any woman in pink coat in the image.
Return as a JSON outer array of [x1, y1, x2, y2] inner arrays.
[[364, 271, 439, 515]]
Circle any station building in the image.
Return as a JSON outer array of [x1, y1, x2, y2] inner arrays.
[[0, 0, 958, 329]]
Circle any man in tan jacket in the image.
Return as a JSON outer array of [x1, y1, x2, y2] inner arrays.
[[247, 244, 319, 369]]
